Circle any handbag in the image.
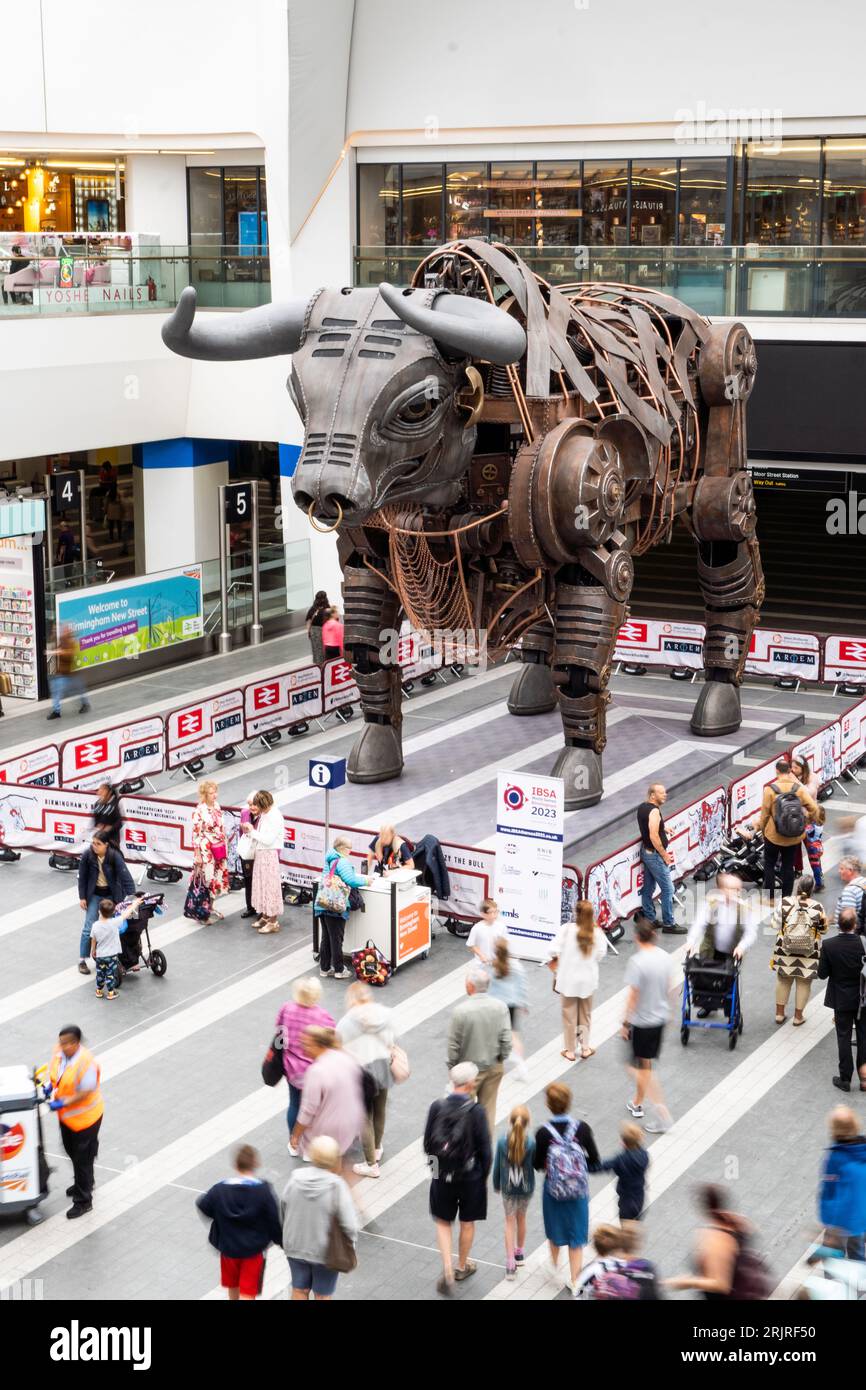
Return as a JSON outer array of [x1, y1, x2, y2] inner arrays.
[[350, 939, 392, 986], [389, 1043, 410, 1084], [183, 869, 212, 922], [211, 841, 227, 863], [315, 863, 350, 914], [237, 833, 256, 861], [261, 1032, 284, 1087], [325, 1187, 357, 1274]]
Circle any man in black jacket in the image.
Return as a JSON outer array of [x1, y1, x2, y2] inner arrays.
[[77, 834, 134, 976], [424, 1062, 491, 1298], [817, 907, 866, 1093]]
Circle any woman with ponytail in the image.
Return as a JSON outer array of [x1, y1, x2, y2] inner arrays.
[[547, 900, 608, 1062], [492, 1105, 536, 1280], [488, 937, 529, 1082]]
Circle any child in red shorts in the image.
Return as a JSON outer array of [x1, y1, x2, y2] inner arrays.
[[196, 1143, 282, 1300]]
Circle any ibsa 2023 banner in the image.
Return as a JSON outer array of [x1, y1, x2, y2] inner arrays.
[[56, 566, 203, 668], [494, 771, 564, 961]]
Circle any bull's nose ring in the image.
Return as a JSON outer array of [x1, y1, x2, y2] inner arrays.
[[307, 499, 343, 533]]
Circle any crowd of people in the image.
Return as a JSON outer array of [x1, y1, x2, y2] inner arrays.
[[40, 764, 866, 1298]]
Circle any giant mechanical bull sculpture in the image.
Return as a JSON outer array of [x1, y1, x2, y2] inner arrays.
[[163, 239, 762, 809]]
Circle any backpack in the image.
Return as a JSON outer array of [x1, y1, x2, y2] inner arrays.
[[544, 1120, 588, 1202], [591, 1258, 660, 1301], [779, 899, 816, 956], [728, 1233, 772, 1301], [770, 782, 806, 839], [427, 1099, 477, 1178], [315, 860, 350, 914]]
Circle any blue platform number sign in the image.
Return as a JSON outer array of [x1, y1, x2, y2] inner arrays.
[[309, 757, 346, 790]]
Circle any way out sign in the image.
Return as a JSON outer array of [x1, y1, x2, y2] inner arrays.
[[309, 757, 346, 790]]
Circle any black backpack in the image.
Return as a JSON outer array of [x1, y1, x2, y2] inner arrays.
[[770, 782, 806, 839], [426, 1099, 476, 1178]]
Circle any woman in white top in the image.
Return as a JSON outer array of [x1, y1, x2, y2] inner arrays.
[[547, 900, 608, 1062], [467, 897, 508, 964], [248, 789, 285, 934]]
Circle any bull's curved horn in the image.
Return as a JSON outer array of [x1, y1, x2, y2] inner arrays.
[[161, 287, 309, 362], [379, 283, 526, 366]]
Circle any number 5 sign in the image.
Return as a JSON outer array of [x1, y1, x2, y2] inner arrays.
[[224, 482, 254, 524]]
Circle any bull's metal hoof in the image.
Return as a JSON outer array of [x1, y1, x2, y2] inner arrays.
[[550, 746, 603, 810], [507, 662, 557, 715], [690, 681, 742, 737], [347, 721, 404, 783]]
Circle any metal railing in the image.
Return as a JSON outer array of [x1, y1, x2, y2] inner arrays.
[[0, 236, 271, 318], [353, 243, 866, 318]]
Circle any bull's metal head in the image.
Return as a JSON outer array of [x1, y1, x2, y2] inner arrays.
[[162, 282, 525, 528]]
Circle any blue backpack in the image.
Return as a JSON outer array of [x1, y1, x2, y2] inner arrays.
[[545, 1120, 588, 1201]]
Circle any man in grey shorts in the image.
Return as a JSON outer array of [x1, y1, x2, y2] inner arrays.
[[621, 920, 676, 1133]]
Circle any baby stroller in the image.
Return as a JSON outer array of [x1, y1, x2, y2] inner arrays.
[[115, 891, 167, 984], [680, 955, 743, 1050]]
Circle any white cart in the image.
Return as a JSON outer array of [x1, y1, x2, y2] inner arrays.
[[314, 869, 432, 976], [0, 1065, 49, 1225]]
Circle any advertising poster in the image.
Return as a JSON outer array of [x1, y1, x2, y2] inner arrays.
[[745, 629, 821, 682], [823, 635, 866, 686], [60, 717, 165, 791], [0, 745, 60, 789], [166, 690, 244, 769], [244, 665, 323, 739], [55, 565, 203, 669], [494, 771, 564, 960], [790, 722, 841, 789], [322, 657, 359, 712], [729, 754, 783, 831], [840, 699, 866, 769], [0, 536, 40, 700], [614, 617, 706, 671]]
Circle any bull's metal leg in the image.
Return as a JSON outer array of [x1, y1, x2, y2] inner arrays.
[[549, 565, 631, 810], [690, 539, 763, 737], [507, 620, 557, 715], [343, 563, 404, 783]]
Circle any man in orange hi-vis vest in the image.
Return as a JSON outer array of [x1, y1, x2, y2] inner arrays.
[[45, 1024, 104, 1219]]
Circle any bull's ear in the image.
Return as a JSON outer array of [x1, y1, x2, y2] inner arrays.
[[161, 288, 309, 361], [379, 283, 526, 366]]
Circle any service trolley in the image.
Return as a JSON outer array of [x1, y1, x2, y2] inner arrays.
[[0, 1065, 50, 1225]]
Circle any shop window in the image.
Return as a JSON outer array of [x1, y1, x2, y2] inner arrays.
[[743, 141, 820, 245], [189, 167, 222, 241], [533, 162, 582, 247], [678, 159, 728, 244], [445, 164, 486, 240], [629, 163, 676, 245], [485, 163, 534, 245], [583, 162, 628, 245], [357, 164, 399, 244], [822, 138, 866, 244], [402, 163, 443, 247], [224, 167, 260, 250]]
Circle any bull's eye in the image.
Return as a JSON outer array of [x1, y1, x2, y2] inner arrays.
[[380, 381, 448, 439]]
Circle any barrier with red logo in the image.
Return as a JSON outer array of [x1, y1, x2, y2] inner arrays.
[[744, 629, 822, 683], [243, 664, 323, 739], [166, 690, 245, 769], [823, 635, 866, 687], [839, 697, 866, 770], [728, 752, 787, 832], [790, 719, 842, 790], [584, 786, 727, 929], [614, 617, 706, 671], [397, 625, 441, 682], [0, 784, 95, 853], [322, 657, 360, 712], [0, 744, 60, 789], [59, 717, 165, 791]]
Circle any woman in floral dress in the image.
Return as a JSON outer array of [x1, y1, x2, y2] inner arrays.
[[192, 779, 229, 921]]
